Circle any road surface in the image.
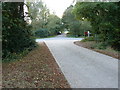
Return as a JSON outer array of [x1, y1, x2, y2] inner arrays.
[[36, 34, 118, 88]]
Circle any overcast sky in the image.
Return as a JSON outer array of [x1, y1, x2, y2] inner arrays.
[[43, 0, 74, 18]]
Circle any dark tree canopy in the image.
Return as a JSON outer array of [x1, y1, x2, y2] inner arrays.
[[2, 2, 36, 59], [73, 2, 120, 50]]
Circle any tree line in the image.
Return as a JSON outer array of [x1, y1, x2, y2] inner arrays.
[[62, 2, 120, 51], [62, 5, 92, 37], [2, 2, 120, 61], [27, 1, 63, 38]]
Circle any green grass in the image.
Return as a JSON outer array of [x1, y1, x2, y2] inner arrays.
[[81, 36, 94, 42]]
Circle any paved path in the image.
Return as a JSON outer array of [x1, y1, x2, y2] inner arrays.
[[36, 34, 83, 42], [36, 35, 118, 88]]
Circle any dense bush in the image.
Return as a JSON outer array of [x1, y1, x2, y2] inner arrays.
[[62, 5, 92, 37], [73, 2, 120, 51], [2, 2, 36, 60], [81, 37, 94, 42], [35, 28, 50, 38]]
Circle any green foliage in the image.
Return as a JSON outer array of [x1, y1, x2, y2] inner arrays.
[[73, 2, 120, 51], [2, 2, 36, 60], [28, 1, 50, 30], [35, 28, 49, 38], [34, 14, 62, 38], [69, 21, 81, 36], [62, 5, 92, 36], [81, 37, 94, 42], [80, 20, 92, 34], [28, 2, 62, 37], [2, 48, 30, 63], [92, 42, 108, 50], [62, 5, 80, 36], [46, 14, 62, 35]]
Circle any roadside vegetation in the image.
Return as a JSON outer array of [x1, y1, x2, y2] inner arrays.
[[74, 37, 119, 59], [2, 2, 36, 62], [2, 1, 120, 88], [3, 2, 119, 62], [27, 1, 63, 38], [2, 1, 63, 62], [62, 2, 120, 58], [62, 5, 92, 38], [72, 2, 120, 51]]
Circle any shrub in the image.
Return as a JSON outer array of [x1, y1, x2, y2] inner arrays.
[[2, 2, 36, 60], [81, 36, 94, 42], [92, 42, 108, 50], [35, 28, 50, 38]]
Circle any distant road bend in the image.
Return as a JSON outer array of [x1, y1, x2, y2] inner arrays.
[[36, 34, 118, 88]]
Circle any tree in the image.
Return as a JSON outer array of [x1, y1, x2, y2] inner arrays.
[[27, 1, 50, 30], [62, 5, 91, 36], [73, 2, 120, 50], [2, 2, 36, 59], [28, 1, 62, 37], [46, 14, 61, 35]]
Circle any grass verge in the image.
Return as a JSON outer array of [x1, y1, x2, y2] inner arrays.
[[2, 42, 70, 88]]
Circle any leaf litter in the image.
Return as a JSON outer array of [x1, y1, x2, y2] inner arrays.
[[2, 42, 70, 88]]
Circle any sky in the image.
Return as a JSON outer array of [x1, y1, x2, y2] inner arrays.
[[43, 0, 74, 18]]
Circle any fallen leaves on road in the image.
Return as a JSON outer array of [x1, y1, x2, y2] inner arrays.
[[2, 42, 70, 88]]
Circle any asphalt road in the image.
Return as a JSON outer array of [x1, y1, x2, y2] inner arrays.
[[36, 34, 118, 88]]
